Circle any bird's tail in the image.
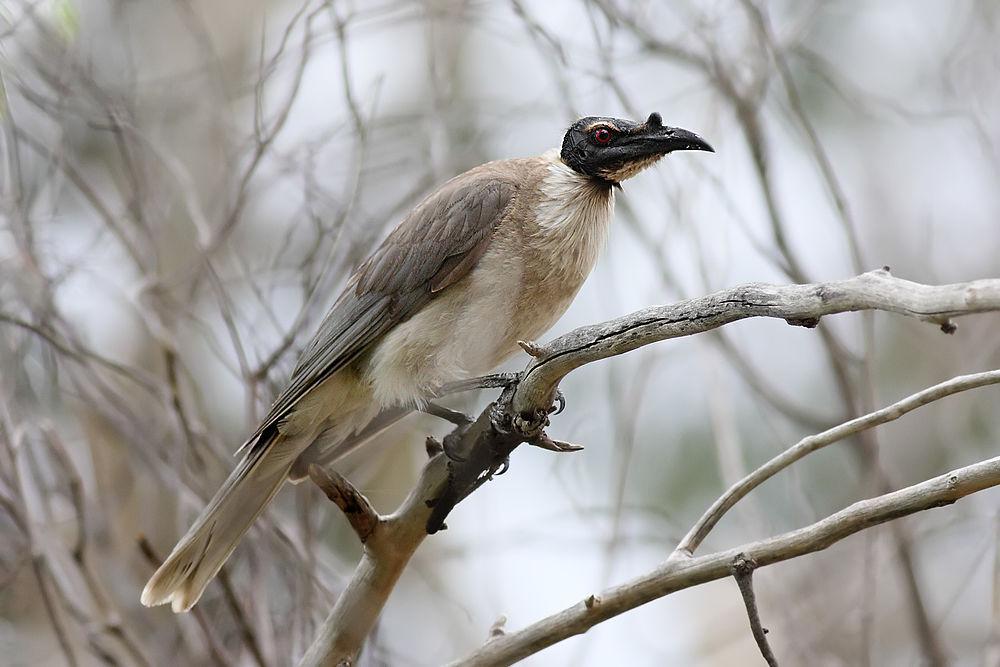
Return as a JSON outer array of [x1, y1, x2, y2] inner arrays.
[[141, 431, 301, 612]]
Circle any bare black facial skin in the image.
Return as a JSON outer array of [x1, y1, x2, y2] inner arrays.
[[560, 112, 713, 185]]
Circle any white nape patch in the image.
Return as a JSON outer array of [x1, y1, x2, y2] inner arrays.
[[532, 151, 615, 280]]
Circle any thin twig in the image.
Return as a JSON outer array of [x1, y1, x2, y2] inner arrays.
[[731, 554, 779, 667], [672, 369, 1000, 559]]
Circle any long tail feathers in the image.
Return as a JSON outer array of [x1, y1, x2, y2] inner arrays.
[[141, 432, 301, 612]]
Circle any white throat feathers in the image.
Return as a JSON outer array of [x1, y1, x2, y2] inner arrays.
[[532, 150, 615, 281]]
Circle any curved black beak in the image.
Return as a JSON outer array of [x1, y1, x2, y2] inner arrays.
[[632, 112, 714, 155], [655, 126, 714, 153]]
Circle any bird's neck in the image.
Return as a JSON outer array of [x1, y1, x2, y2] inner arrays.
[[530, 150, 615, 280]]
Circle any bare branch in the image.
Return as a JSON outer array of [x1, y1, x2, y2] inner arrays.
[[297, 456, 449, 666], [673, 368, 1000, 560], [510, 269, 1000, 414], [300, 270, 1000, 662], [449, 456, 1000, 666]]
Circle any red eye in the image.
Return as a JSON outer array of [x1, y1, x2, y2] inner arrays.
[[593, 127, 612, 144]]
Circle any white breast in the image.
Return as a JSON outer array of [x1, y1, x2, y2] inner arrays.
[[366, 251, 521, 407], [530, 151, 615, 281], [367, 151, 614, 408]]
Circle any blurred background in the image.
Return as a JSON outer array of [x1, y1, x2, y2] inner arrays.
[[2, 0, 999, 665]]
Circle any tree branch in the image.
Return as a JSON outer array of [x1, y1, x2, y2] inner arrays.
[[449, 456, 1000, 666], [509, 268, 1000, 414], [671, 368, 1000, 560], [297, 456, 448, 667], [301, 270, 1000, 665]]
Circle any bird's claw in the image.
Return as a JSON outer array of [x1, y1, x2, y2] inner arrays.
[[549, 389, 566, 415], [494, 457, 510, 476]]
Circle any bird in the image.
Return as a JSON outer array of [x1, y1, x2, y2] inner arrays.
[[141, 112, 713, 612]]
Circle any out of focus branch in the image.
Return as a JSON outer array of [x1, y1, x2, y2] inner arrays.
[[672, 368, 1000, 560]]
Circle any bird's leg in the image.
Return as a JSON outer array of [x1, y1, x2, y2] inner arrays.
[[474, 372, 520, 388], [505, 399, 583, 454], [437, 372, 520, 395], [505, 390, 579, 453], [423, 400, 500, 462], [426, 389, 578, 534], [421, 401, 472, 427]]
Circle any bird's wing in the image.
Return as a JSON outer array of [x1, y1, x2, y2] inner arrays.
[[244, 170, 518, 448]]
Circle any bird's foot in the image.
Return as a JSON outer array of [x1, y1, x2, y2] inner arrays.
[[549, 388, 566, 415], [510, 408, 549, 436]]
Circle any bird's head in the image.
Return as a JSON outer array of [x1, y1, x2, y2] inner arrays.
[[560, 113, 713, 185]]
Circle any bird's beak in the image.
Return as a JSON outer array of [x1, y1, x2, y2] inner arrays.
[[649, 126, 714, 154], [586, 113, 713, 183], [629, 112, 714, 155]]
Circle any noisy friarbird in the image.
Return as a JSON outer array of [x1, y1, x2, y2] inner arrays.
[[141, 113, 712, 612]]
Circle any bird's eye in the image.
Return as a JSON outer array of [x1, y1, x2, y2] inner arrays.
[[593, 127, 612, 145]]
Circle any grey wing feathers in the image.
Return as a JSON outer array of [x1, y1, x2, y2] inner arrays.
[[244, 174, 517, 446]]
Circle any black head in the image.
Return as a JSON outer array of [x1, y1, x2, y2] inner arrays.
[[560, 113, 713, 185]]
